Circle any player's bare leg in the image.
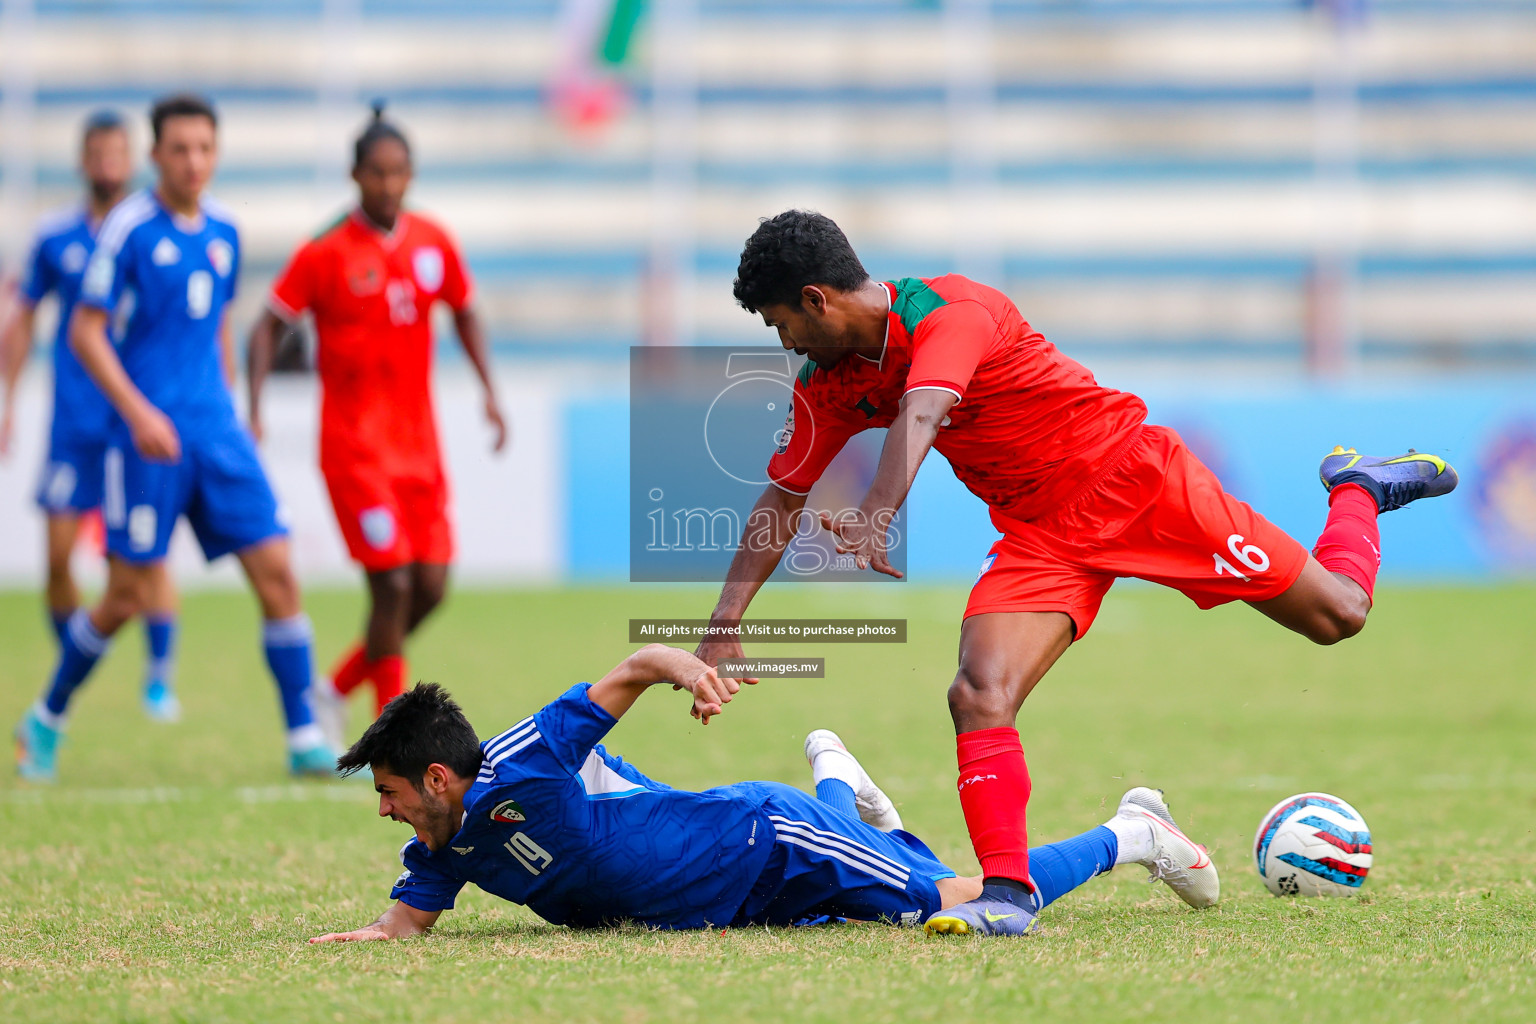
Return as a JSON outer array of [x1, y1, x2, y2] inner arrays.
[[363, 566, 413, 661], [938, 611, 1075, 934], [1249, 556, 1369, 645], [43, 514, 83, 636], [237, 537, 334, 773], [405, 561, 448, 632], [948, 611, 1075, 731]]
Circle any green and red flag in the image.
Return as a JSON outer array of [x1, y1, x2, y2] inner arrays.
[[549, 0, 647, 132]]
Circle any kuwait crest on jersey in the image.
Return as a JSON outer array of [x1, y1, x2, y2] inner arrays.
[[412, 246, 444, 293], [206, 238, 233, 278], [490, 799, 527, 824]]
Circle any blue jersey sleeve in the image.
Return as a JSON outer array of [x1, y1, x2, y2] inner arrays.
[[389, 838, 466, 912], [21, 233, 54, 305], [79, 221, 133, 312], [533, 683, 620, 775]]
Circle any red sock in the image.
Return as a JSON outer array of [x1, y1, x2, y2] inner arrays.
[[1312, 483, 1381, 603], [328, 643, 370, 697], [371, 655, 406, 716], [956, 727, 1033, 885]]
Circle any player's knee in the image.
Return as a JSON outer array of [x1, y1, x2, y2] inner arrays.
[[254, 565, 302, 619], [411, 577, 446, 620], [372, 568, 413, 610], [947, 665, 1017, 728], [45, 550, 73, 585]]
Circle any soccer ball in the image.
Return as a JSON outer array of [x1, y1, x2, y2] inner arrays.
[[1253, 792, 1372, 897]]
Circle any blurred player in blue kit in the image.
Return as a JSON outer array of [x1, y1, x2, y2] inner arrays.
[[310, 644, 1217, 941], [13, 94, 337, 782], [0, 110, 182, 723]]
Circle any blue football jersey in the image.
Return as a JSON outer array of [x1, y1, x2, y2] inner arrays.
[[21, 206, 114, 444], [78, 189, 241, 428], [390, 684, 777, 930]]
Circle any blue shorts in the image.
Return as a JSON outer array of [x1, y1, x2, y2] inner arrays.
[[733, 783, 957, 927], [35, 433, 107, 514], [104, 419, 287, 563]]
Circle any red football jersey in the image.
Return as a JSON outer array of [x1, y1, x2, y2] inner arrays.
[[767, 275, 1147, 521], [269, 209, 473, 480]]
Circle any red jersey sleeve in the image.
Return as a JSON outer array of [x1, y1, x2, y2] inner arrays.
[[268, 239, 320, 322], [438, 227, 473, 311], [904, 299, 1003, 401], [766, 377, 865, 495]]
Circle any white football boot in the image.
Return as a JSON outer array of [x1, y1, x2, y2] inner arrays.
[[1110, 787, 1220, 909], [310, 677, 349, 754], [804, 729, 903, 832]]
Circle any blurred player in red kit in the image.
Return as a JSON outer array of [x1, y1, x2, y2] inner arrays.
[[247, 103, 507, 746]]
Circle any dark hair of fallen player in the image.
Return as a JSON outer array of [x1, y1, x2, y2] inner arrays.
[[337, 683, 483, 789], [149, 93, 217, 144], [354, 99, 412, 171], [732, 209, 870, 314]]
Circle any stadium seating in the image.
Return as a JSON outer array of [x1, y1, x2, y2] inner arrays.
[[9, 0, 1536, 368]]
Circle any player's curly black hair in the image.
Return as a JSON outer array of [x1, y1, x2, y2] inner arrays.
[[337, 682, 482, 788], [732, 210, 870, 313], [354, 99, 412, 171], [150, 93, 217, 144]]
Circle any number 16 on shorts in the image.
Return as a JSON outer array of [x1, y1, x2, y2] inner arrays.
[[1213, 533, 1270, 582]]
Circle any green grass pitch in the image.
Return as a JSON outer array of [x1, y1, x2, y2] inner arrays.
[[2, 582, 1534, 1023]]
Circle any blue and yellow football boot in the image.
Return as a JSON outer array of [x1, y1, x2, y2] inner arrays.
[[1319, 447, 1458, 513], [923, 883, 1038, 937]]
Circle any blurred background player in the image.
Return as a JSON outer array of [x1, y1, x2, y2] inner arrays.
[[247, 102, 506, 747], [0, 110, 182, 723], [13, 94, 336, 782]]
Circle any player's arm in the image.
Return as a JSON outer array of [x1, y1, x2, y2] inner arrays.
[[70, 305, 180, 461], [0, 290, 36, 458], [449, 305, 507, 453], [308, 900, 440, 943], [821, 388, 956, 578], [219, 311, 236, 389], [245, 308, 287, 443], [695, 483, 809, 684], [588, 643, 736, 724]]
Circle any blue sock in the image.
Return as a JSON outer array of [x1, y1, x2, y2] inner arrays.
[[262, 615, 317, 733], [49, 609, 71, 644], [43, 610, 111, 718], [815, 778, 859, 818], [1026, 825, 1119, 913], [144, 615, 176, 686]]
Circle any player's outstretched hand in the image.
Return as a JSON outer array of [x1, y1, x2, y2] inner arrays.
[[638, 644, 739, 724], [695, 635, 760, 687], [130, 405, 182, 462], [485, 394, 509, 453], [309, 927, 390, 943], [818, 509, 904, 579]]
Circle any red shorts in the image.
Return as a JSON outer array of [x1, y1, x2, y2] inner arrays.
[[965, 425, 1308, 639], [324, 467, 453, 572]]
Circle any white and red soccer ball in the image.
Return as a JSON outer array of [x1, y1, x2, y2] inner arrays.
[[1253, 792, 1372, 897]]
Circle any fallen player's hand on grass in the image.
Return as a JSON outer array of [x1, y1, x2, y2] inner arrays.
[[309, 927, 390, 943]]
